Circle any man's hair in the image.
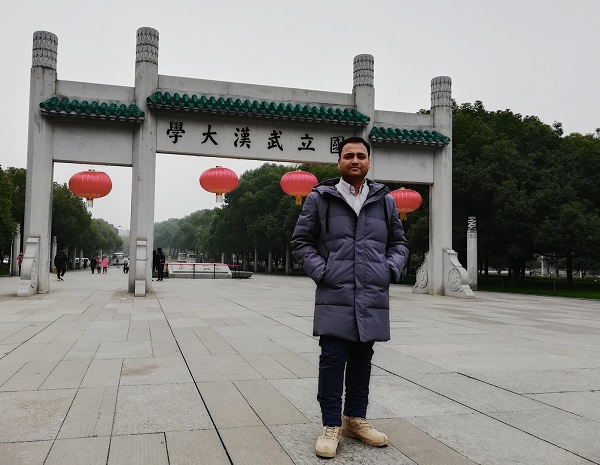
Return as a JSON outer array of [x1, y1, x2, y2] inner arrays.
[[338, 136, 371, 158]]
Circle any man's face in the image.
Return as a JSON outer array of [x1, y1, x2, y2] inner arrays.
[[338, 142, 370, 181]]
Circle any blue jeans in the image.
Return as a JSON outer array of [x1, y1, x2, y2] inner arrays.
[[318, 336, 374, 427]]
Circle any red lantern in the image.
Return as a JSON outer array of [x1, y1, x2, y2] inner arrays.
[[68, 169, 112, 208], [199, 166, 239, 203], [390, 187, 422, 221], [280, 170, 318, 205]]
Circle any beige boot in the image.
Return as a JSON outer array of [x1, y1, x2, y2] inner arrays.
[[315, 426, 341, 458], [341, 416, 388, 446]]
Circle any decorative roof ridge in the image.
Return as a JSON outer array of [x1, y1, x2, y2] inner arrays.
[[39, 96, 145, 122], [146, 91, 370, 126], [369, 126, 450, 146]]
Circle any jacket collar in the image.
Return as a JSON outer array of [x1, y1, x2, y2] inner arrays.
[[314, 177, 389, 201]]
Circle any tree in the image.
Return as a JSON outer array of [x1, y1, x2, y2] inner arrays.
[[52, 183, 92, 250], [0, 166, 17, 256]]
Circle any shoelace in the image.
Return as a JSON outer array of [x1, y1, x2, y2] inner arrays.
[[354, 418, 374, 430], [321, 426, 339, 440]]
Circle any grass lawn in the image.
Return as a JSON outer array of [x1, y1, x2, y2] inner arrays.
[[477, 276, 600, 300]]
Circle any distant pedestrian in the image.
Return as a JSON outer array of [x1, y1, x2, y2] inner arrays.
[[54, 249, 67, 281], [156, 248, 166, 281], [102, 256, 109, 274], [152, 250, 157, 280], [17, 252, 23, 276], [96, 256, 102, 275], [123, 258, 129, 274]]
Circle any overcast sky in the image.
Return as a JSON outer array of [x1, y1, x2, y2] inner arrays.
[[2, 0, 599, 230]]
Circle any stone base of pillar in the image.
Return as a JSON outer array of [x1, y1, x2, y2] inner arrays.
[[135, 280, 145, 297], [413, 249, 475, 298], [17, 238, 40, 297]]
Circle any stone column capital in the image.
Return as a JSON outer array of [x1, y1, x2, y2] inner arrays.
[[136, 27, 159, 65], [32, 31, 58, 70], [353, 54, 374, 88], [431, 76, 452, 108]]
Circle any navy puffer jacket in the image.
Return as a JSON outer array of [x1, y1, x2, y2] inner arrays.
[[292, 178, 409, 342]]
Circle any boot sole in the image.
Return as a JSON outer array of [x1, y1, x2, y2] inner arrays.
[[315, 448, 336, 458], [341, 428, 388, 447]]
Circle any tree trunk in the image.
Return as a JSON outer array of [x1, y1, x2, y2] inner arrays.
[[566, 251, 573, 285]]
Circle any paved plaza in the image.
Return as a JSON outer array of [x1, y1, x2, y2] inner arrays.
[[0, 270, 599, 465]]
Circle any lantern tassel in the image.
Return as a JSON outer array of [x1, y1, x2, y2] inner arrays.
[[400, 212, 407, 221], [86, 198, 93, 208], [295, 195, 302, 205], [215, 193, 223, 203]]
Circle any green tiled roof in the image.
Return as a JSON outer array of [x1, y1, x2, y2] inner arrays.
[[370, 127, 450, 146], [146, 92, 370, 126], [39, 97, 145, 122]]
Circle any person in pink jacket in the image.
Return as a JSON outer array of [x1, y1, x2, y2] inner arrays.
[[102, 256, 109, 274]]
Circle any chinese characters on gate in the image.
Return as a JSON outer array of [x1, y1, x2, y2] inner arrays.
[[167, 121, 344, 154]]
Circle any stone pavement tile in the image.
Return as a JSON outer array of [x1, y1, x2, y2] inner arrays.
[[0, 441, 52, 465], [40, 360, 91, 389], [45, 436, 110, 465], [112, 313, 131, 321], [152, 339, 182, 358], [113, 383, 212, 434], [0, 389, 76, 441], [463, 367, 600, 394], [270, 423, 415, 465], [219, 426, 295, 465], [491, 407, 600, 462], [410, 412, 594, 465], [168, 318, 208, 328], [0, 323, 49, 344], [0, 342, 46, 366], [149, 326, 176, 342], [127, 327, 150, 341], [177, 337, 211, 357], [197, 381, 262, 428], [269, 352, 318, 378], [406, 372, 549, 414], [372, 345, 448, 375], [214, 326, 290, 354], [371, 418, 478, 465], [253, 325, 319, 353], [78, 321, 130, 342], [94, 341, 152, 359], [52, 329, 85, 343], [27, 327, 64, 344], [191, 327, 237, 355], [131, 312, 165, 320], [526, 391, 600, 422], [166, 430, 229, 465], [95, 386, 118, 436], [31, 342, 74, 362], [81, 359, 122, 387], [234, 379, 310, 425], [187, 354, 262, 382], [0, 361, 27, 387], [108, 433, 168, 465], [120, 357, 192, 385], [129, 319, 149, 329], [63, 341, 100, 360], [58, 387, 106, 438], [0, 343, 19, 356], [393, 340, 596, 372], [269, 378, 321, 423], [369, 376, 470, 417], [0, 360, 59, 391], [242, 353, 297, 379]]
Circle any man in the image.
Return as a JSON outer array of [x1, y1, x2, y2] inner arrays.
[[156, 248, 166, 281], [54, 249, 67, 281], [292, 136, 408, 458]]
